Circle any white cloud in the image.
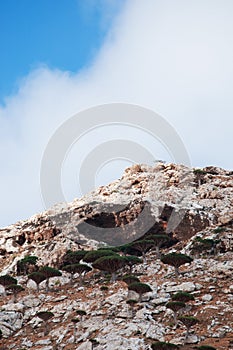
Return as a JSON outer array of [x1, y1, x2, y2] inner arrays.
[[1, 0, 233, 226]]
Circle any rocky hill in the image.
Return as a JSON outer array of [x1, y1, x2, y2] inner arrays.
[[0, 163, 233, 349]]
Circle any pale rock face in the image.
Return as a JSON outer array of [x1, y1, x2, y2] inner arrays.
[[186, 334, 200, 343], [1, 163, 233, 349], [170, 336, 185, 345], [142, 321, 165, 340], [21, 339, 34, 348], [77, 341, 92, 349], [22, 295, 41, 308], [97, 334, 146, 350], [0, 310, 24, 336], [2, 302, 25, 312], [150, 296, 170, 305], [105, 290, 126, 305], [202, 294, 213, 302], [209, 261, 233, 275], [1, 162, 233, 272], [165, 282, 196, 293], [35, 338, 52, 345]]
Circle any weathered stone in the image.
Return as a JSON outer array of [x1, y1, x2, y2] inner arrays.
[[2, 302, 25, 312], [202, 294, 213, 302], [165, 282, 196, 292], [22, 295, 41, 308], [35, 338, 51, 345], [186, 334, 200, 343], [77, 341, 92, 349], [150, 296, 170, 305], [1, 163, 233, 349]]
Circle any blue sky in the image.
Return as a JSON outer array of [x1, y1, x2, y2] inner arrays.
[[0, 0, 125, 103]]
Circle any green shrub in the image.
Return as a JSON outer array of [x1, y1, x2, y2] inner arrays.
[[100, 285, 109, 291], [151, 341, 178, 349], [83, 250, 117, 263], [124, 255, 143, 272], [118, 243, 142, 256], [6, 284, 24, 303], [213, 227, 225, 233], [147, 234, 171, 257], [171, 291, 194, 302], [76, 309, 87, 323], [128, 282, 152, 301], [191, 238, 220, 256], [130, 240, 155, 261], [97, 246, 120, 252], [93, 255, 126, 282], [39, 266, 62, 292], [62, 263, 91, 284], [28, 272, 46, 292], [178, 315, 198, 336], [37, 311, 54, 335], [166, 301, 186, 323], [161, 253, 193, 276], [61, 250, 88, 266], [122, 274, 140, 285], [193, 168, 206, 175], [0, 275, 17, 295], [17, 255, 38, 275]]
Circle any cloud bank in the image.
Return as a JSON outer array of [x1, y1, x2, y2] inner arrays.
[[1, 0, 233, 226]]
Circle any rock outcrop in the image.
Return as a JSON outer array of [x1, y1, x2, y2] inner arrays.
[[0, 163, 233, 349]]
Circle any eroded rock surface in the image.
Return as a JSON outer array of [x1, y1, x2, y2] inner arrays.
[[0, 163, 233, 349]]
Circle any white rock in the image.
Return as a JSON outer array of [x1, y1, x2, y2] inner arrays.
[[2, 302, 25, 312], [202, 294, 213, 302], [195, 283, 203, 290], [53, 295, 68, 302], [77, 341, 92, 349], [0, 310, 24, 336], [145, 322, 165, 340], [0, 285, 5, 295], [50, 326, 68, 342], [22, 295, 41, 308], [209, 261, 233, 274], [186, 334, 199, 343], [35, 338, 51, 345], [118, 322, 138, 336], [0, 324, 11, 337], [165, 282, 196, 293], [150, 297, 169, 305], [105, 291, 125, 304], [171, 336, 184, 345], [21, 339, 34, 347]]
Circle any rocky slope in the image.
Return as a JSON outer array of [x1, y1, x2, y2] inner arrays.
[[0, 162, 233, 349]]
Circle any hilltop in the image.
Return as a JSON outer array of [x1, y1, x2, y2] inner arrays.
[[0, 163, 233, 349]]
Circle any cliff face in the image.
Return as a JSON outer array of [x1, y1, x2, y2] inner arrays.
[[0, 163, 233, 349], [1, 163, 233, 270]]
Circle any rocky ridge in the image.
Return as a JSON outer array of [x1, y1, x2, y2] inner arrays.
[[0, 162, 233, 349]]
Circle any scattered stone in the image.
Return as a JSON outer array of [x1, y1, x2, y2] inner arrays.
[[202, 294, 213, 302], [186, 334, 200, 343], [35, 338, 51, 346], [165, 282, 196, 293]]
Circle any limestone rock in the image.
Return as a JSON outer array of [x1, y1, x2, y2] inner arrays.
[[35, 338, 51, 346], [165, 282, 196, 292], [1, 163, 233, 349], [202, 294, 213, 302]]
